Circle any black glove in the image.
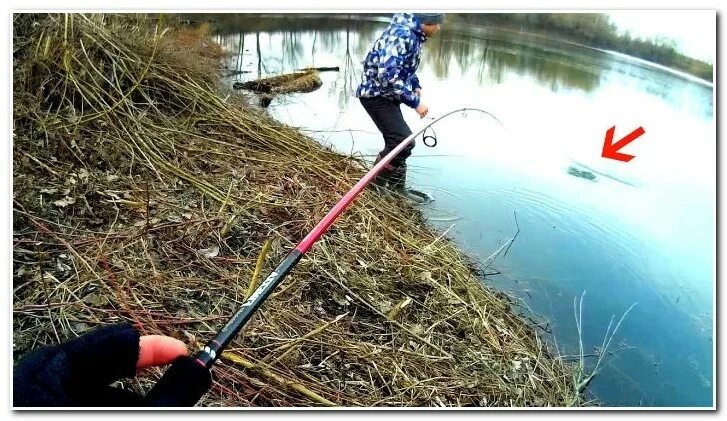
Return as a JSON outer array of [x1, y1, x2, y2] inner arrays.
[[13, 323, 208, 407]]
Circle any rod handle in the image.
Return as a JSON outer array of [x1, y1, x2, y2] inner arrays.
[[144, 356, 211, 407]]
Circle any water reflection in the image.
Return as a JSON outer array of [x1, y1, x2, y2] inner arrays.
[[212, 14, 603, 98], [329, 25, 360, 109]]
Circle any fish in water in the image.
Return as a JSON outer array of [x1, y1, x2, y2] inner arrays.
[[567, 166, 597, 181]]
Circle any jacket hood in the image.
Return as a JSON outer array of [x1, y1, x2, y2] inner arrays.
[[390, 13, 426, 40]]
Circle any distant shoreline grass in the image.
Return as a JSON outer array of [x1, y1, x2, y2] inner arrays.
[[449, 13, 713, 83]]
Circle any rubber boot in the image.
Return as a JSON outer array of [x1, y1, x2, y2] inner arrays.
[[388, 164, 430, 205], [370, 153, 394, 193]]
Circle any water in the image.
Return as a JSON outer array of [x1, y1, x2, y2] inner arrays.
[[211, 14, 715, 407]]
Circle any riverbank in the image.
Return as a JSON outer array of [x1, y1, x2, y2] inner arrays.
[[12, 14, 582, 407]]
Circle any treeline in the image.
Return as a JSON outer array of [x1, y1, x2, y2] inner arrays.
[[450, 13, 713, 82]]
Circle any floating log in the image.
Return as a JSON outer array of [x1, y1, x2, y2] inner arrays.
[[233, 70, 322, 94]]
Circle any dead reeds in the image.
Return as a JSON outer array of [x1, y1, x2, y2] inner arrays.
[[12, 13, 581, 407]]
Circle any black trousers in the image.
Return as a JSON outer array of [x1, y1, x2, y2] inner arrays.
[[359, 96, 414, 168]]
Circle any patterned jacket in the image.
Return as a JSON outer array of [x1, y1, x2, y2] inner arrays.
[[355, 13, 427, 109]]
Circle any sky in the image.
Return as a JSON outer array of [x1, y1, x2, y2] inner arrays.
[[607, 10, 716, 63]]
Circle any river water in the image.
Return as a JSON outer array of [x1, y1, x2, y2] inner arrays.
[[211, 14, 715, 407]]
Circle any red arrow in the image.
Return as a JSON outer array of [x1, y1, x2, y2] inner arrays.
[[601, 126, 646, 162]]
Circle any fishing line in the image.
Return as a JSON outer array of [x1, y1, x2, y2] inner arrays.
[[421, 108, 504, 148]]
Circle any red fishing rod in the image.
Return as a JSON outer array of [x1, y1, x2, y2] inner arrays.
[[144, 107, 501, 406]]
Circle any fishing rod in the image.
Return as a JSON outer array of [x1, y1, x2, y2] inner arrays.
[[143, 107, 503, 406]]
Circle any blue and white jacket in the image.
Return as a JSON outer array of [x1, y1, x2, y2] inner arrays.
[[355, 13, 427, 109]]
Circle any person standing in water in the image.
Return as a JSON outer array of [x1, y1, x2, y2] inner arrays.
[[356, 12, 444, 204]]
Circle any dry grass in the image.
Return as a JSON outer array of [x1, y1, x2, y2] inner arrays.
[[12, 13, 582, 407]]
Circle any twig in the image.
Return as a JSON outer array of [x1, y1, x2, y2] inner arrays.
[[502, 211, 520, 257], [246, 238, 273, 300], [571, 291, 637, 400], [265, 312, 348, 365], [220, 351, 338, 406]]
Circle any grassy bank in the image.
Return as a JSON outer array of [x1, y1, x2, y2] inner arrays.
[[13, 14, 582, 407]]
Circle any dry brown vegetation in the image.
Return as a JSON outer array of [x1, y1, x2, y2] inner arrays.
[[13, 13, 581, 407]]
